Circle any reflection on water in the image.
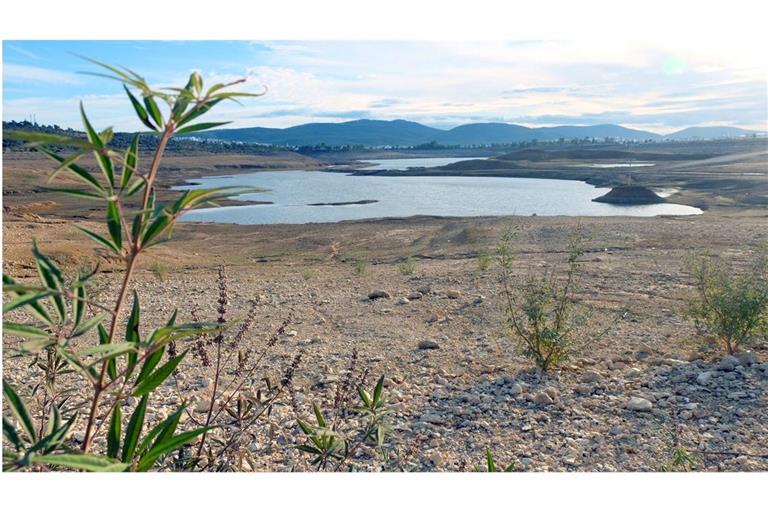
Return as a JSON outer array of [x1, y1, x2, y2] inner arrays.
[[175, 170, 703, 225]]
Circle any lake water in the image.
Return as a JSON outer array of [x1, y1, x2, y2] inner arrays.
[[175, 160, 702, 225]]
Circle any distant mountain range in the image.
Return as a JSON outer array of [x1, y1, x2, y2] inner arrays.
[[184, 119, 759, 147]]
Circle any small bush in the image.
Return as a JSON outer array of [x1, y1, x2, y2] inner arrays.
[[398, 257, 417, 276], [497, 225, 617, 372], [685, 246, 768, 354], [353, 257, 368, 276], [477, 251, 493, 271], [149, 260, 169, 282]]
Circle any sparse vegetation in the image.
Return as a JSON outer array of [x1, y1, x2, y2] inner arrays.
[[497, 225, 617, 372], [148, 261, 170, 282], [398, 257, 417, 276], [352, 254, 369, 276], [685, 246, 768, 354], [477, 251, 493, 271]]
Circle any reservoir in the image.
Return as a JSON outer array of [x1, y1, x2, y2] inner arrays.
[[175, 158, 703, 224]]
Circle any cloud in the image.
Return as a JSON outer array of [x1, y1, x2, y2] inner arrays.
[[3, 63, 82, 85]]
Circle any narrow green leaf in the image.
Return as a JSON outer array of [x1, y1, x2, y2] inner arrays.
[[18, 337, 57, 354], [175, 121, 231, 135], [120, 135, 140, 193], [373, 375, 385, 405], [175, 98, 222, 128], [124, 85, 156, 131], [136, 405, 184, 456], [135, 345, 165, 384], [107, 405, 122, 459], [132, 350, 186, 397], [136, 426, 213, 472], [3, 291, 52, 315], [106, 199, 122, 250], [75, 226, 119, 253], [143, 96, 163, 127], [3, 274, 52, 325], [76, 341, 136, 361], [98, 323, 117, 380], [313, 403, 326, 428], [79, 102, 114, 188], [486, 448, 496, 472], [121, 395, 148, 463], [72, 277, 86, 330], [32, 453, 128, 472], [3, 322, 50, 340], [2, 379, 37, 443], [37, 147, 105, 193], [2, 417, 23, 451], [32, 242, 66, 321], [71, 313, 108, 338]]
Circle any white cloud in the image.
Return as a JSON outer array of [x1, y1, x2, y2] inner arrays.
[[4, 63, 82, 85]]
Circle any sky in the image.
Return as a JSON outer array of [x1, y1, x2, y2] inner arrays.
[[3, 40, 767, 134]]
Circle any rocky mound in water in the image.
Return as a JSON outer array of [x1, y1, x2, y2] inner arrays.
[[593, 186, 666, 205]]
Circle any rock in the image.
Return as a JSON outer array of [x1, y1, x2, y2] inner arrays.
[[426, 312, 446, 323], [508, 383, 523, 396], [717, 355, 740, 372], [533, 391, 555, 405], [407, 291, 423, 300], [575, 383, 592, 395], [397, 297, 410, 305], [580, 370, 602, 383], [445, 290, 461, 299], [368, 290, 391, 300], [416, 285, 431, 295], [421, 413, 447, 425], [734, 351, 758, 366], [418, 340, 440, 350], [429, 452, 444, 466], [286, 330, 298, 337], [626, 396, 653, 412], [696, 371, 714, 386]]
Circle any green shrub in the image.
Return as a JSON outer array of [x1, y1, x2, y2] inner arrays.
[[353, 256, 368, 276], [2, 59, 261, 471], [685, 246, 768, 354], [398, 257, 417, 276], [497, 225, 617, 372], [477, 251, 493, 271]]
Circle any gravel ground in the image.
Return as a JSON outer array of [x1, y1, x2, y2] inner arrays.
[[4, 212, 768, 471]]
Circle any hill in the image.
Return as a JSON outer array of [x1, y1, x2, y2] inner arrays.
[[194, 120, 662, 147], [665, 126, 757, 140]]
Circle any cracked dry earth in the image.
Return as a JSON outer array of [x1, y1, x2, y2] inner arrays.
[[3, 214, 768, 471]]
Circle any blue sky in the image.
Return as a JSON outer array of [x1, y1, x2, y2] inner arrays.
[[3, 40, 766, 134]]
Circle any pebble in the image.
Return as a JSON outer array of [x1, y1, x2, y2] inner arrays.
[[626, 396, 653, 412], [407, 291, 423, 300], [580, 370, 602, 383], [445, 290, 461, 299], [418, 339, 440, 350], [734, 351, 758, 366], [368, 290, 391, 300], [397, 297, 410, 305], [533, 391, 555, 405], [696, 371, 714, 386], [717, 355, 740, 372]]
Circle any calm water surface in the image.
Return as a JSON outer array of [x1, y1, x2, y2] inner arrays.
[[175, 160, 702, 225]]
